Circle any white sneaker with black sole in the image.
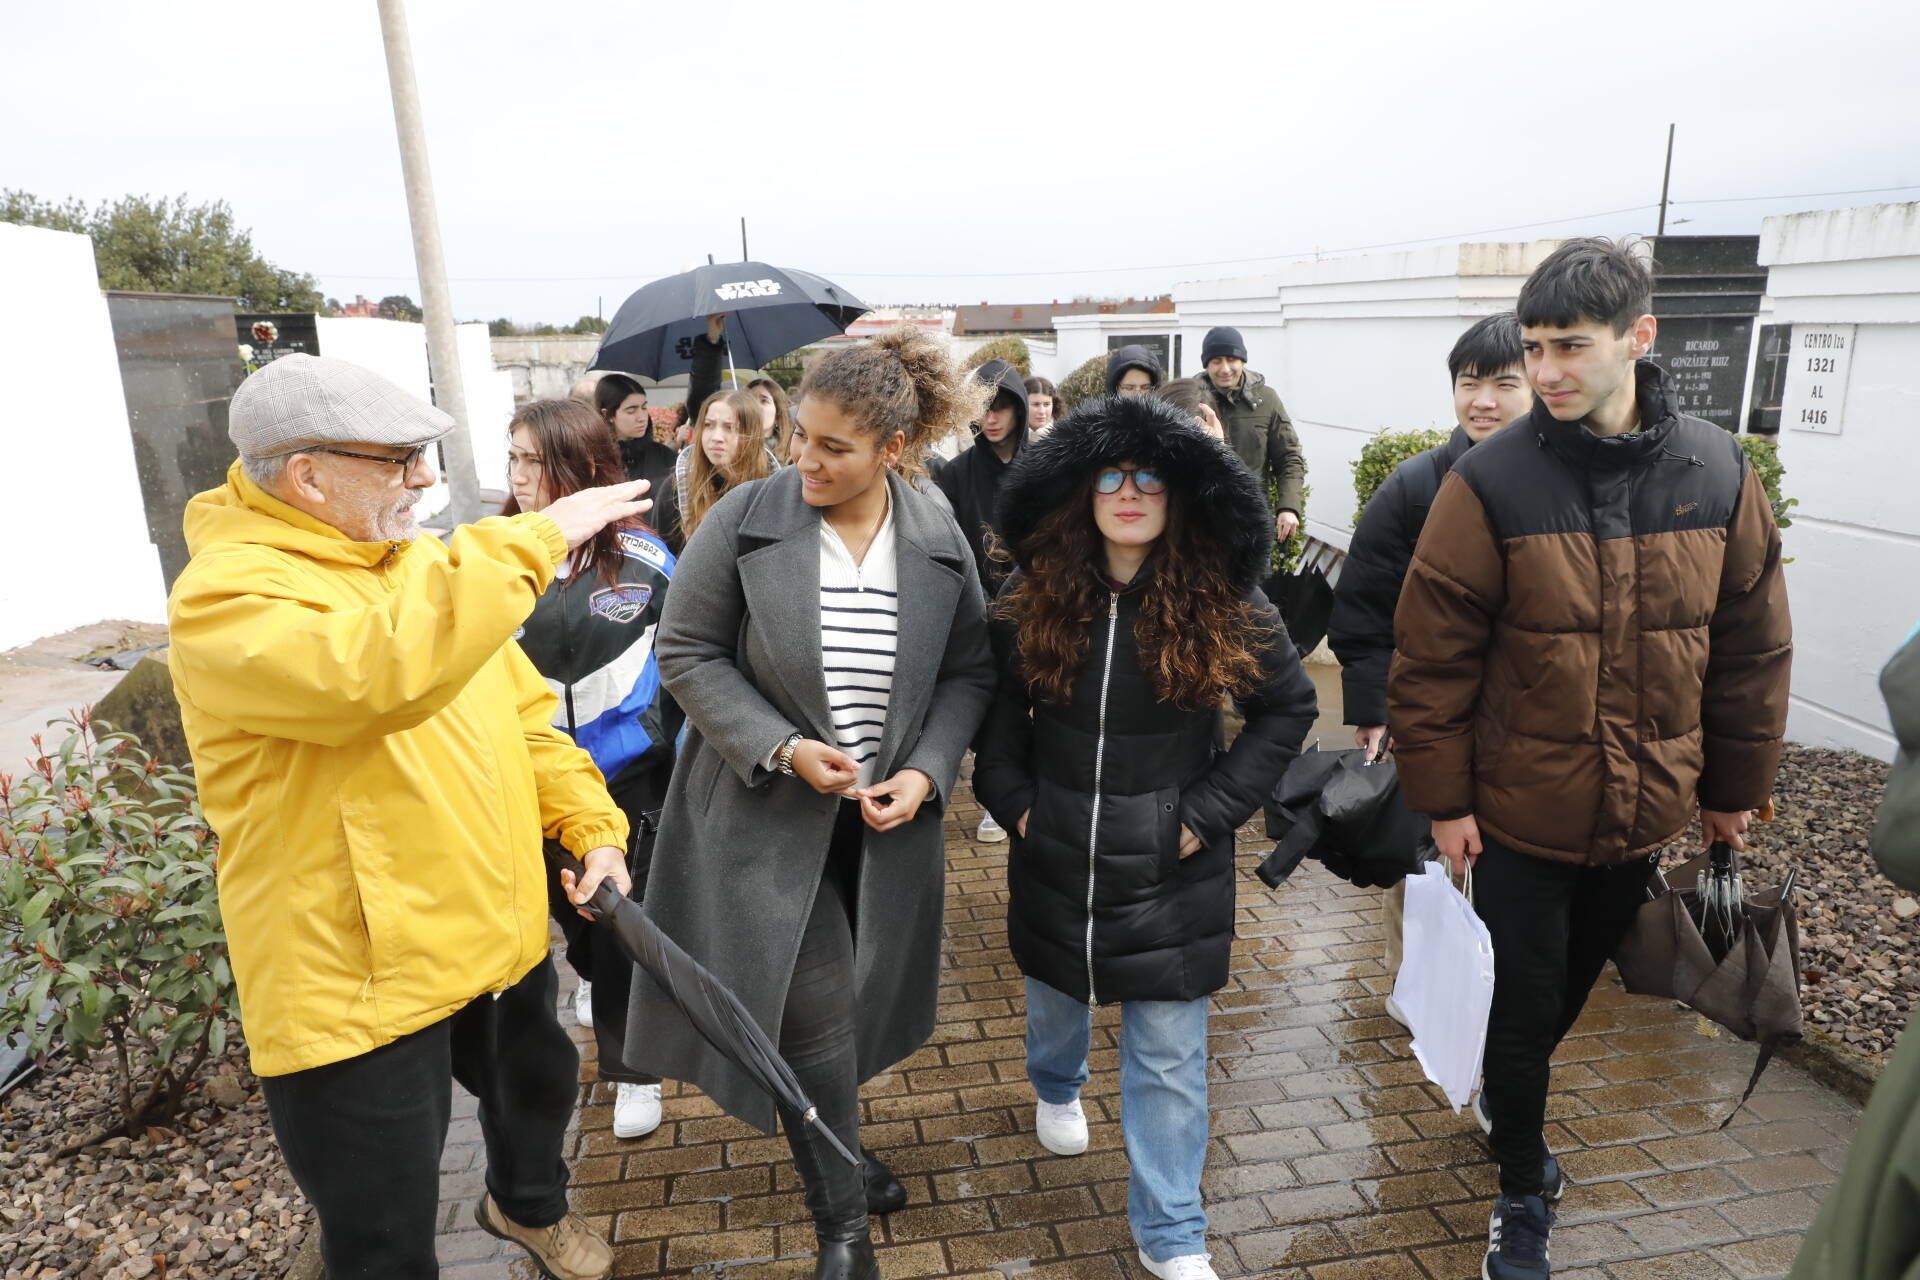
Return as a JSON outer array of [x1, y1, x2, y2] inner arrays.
[[613, 1081, 662, 1139], [573, 978, 593, 1030], [1138, 1250, 1217, 1280], [1034, 1095, 1088, 1155]]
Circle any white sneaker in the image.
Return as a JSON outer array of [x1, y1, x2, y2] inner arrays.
[[1384, 992, 1410, 1030], [572, 978, 593, 1030], [1137, 1250, 1217, 1280], [1035, 1095, 1088, 1156], [613, 1082, 662, 1139], [976, 813, 1008, 842]]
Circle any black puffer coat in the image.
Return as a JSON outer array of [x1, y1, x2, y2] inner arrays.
[[1327, 425, 1474, 727], [933, 359, 1028, 597], [972, 395, 1319, 1004]]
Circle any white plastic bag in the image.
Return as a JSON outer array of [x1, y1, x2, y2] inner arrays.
[[1392, 860, 1496, 1111]]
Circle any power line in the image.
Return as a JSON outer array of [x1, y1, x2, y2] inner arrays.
[[314, 181, 1920, 288]]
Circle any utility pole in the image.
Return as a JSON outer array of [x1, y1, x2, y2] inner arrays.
[[1657, 123, 1676, 236], [741, 216, 750, 262], [376, 0, 480, 525]]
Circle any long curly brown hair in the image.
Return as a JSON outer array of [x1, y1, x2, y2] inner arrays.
[[1000, 475, 1269, 710]]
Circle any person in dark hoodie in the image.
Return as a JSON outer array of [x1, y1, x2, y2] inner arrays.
[[1195, 326, 1305, 544], [1106, 344, 1164, 396], [972, 394, 1317, 1280], [1327, 313, 1531, 1023], [933, 358, 1028, 601]]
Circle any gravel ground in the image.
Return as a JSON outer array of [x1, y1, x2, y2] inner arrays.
[[1722, 742, 1911, 1063], [0, 1049, 309, 1279]]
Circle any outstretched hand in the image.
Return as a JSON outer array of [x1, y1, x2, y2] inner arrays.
[[541, 479, 652, 550]]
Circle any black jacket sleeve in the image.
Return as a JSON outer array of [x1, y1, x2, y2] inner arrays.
[[688, 333, 726, 421], [1329, 465, 1418, 727], [654, 475, 685, 556], [1179, 592, 1319, 848], [970, 596, 1037, 831]]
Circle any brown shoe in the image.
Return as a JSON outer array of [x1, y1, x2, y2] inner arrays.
[[474, 1193, 613, 1280]]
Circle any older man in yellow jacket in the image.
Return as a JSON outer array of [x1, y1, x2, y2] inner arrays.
[[168, 354, 652, 1280]]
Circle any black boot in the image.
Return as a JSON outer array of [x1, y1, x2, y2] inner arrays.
[[784, 1110, 879, 1280], [862, 1145, 908, 1215]]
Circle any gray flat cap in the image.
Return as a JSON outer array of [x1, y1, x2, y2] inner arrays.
[[229, 353, 454, 459]]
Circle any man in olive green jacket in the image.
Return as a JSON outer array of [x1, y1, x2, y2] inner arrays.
[[1790, 625, 1920, 1280], [1196, 325, 1307, 543]]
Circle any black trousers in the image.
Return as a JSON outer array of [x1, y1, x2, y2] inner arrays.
[[260, 955, 579, 1279], [550, 766, 667, 1085], [777, 799, 867, 1236], [1473, 837, 1654, 1197]]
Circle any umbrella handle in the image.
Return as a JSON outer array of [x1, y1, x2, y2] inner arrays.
[[547, 847, 625, 924]]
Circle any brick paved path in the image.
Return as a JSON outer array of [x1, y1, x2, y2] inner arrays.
[[433, 778, 1857, 1279]]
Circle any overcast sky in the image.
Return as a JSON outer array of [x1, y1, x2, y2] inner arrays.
[[6, 1, 1918, 322]]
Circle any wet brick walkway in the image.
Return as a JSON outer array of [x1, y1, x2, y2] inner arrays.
[[431, 773, 1857, 1279]]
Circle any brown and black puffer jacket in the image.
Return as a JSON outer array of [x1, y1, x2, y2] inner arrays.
[[1387, 361, 1792, 865]]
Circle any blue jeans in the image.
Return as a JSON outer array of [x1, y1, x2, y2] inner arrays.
[[1024, 976, 1210, 1262]]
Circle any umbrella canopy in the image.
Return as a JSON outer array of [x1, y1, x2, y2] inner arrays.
[[1260, 746, 1431, 889], [548, 848, 859, 1166], [1262, 565, 1334, 658], [1613, 842, 1803, 1126], [591, 262, 870, 380]]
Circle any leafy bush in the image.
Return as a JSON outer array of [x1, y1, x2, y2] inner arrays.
[[1738, 436, 1796, 529], [1351, 428, 1450, 518], [1056, 355, 1108, 412], [967, 336, 1032, 378], [0, 714, 235, 1154], [1268, 481, 1310, 575]]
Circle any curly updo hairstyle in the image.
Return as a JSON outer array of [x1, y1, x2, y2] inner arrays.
[[797, 325, 988, 479]]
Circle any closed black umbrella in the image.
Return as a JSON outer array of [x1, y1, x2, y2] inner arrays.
[[591, 262, 869, 380], [549, 848, 859, 1167], [1259, 746, 1431, 889]]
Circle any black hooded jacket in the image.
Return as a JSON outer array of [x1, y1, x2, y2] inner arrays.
[[933, 359, 1028, 596], [1328, 425, 1476, 727], [1104, 344, 1164, 394], [972, 395, 1319, 1004]]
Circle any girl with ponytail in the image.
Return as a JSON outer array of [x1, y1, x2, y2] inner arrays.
[[624, 327, 996, 1280]]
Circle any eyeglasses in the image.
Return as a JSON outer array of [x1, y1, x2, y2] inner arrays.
[[1093, 466, 1166, 496], [312, 444, 433, 471]]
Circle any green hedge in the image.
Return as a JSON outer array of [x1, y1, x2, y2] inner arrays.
[[1351, 428, 1450, 517], [1056, 355, 1107, 412], [967, 336, 1032, 378], [1739, 436, 1796, 529]]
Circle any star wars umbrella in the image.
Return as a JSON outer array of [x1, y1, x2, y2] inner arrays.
[[549, 846, 859, 1166], [590, 262, 869, 380], [1613, 841, 1804, 1127], [1259, 746, 1431, 889]]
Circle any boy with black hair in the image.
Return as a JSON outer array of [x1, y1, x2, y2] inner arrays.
[[1328, 311, 1531, 1012], [1390, 239, 1792, 1280]]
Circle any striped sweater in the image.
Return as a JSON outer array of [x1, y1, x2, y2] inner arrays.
[[819, 501, 898, 786]]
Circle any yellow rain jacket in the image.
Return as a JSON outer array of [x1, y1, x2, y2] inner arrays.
[[168, 463, 629, 1076]]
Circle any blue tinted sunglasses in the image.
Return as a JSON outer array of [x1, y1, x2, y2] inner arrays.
[[1093, 466, 1166, 495]]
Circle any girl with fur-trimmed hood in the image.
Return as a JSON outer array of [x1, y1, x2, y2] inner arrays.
[[972, 394, 1317, 1280]]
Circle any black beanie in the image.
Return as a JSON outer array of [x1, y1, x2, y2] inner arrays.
[[1201, 326, 1248, 364]]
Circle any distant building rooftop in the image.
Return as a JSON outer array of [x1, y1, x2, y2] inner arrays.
[[950, 296, 1174, 336]]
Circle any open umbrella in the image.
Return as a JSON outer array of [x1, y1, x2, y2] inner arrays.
[[1613, 841, 1803, 1126], [590, 262, 869, 381], [548, 846, 859, 1167], [1259, 746, 1431, 889]]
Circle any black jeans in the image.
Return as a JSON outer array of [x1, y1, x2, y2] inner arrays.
[[550, 767, 667, 1085], [777, 799, 867, 1237], [261, 955, 579, 1279], [1473, 837, 1654, 1197]]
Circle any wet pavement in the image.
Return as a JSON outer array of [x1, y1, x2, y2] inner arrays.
[[432, 667, 1857, 1279]]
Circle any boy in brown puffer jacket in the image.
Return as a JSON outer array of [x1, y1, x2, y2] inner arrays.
[[1388, 238, 1793, 1280]]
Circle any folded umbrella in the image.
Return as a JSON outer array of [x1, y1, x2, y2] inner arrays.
[[1613, 841, 1803, 1127], [1259, 746, 1431, 889], [548, 846, 859, 1166], [591, 261, 869, 381], [1261, 565, 1334, 658]]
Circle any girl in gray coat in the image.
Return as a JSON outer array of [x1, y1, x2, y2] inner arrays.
[[625, 326, 994, 1280]]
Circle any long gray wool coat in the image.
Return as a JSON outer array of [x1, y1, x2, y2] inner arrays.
[[623, 466, 995, 1132]]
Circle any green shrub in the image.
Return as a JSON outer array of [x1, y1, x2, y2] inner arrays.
[[1, 714, 236, 1154], [1267, 481, 1310, 575], [1351, 428, 1451, 518], [1738, 436, 1796, 529], [1056, 355, 1107, 412], [967, 336, 1032, 378]]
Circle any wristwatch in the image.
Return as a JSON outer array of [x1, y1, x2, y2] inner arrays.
[[774, 732, 805, 776]]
